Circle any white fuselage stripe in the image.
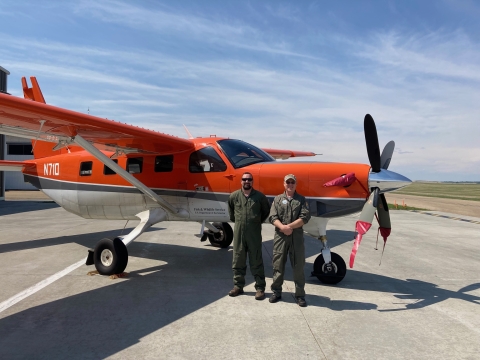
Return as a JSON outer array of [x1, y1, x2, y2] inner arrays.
[[0, 258, 85, 314]]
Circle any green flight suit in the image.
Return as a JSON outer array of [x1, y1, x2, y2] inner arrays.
[[228, 189, 270, 291], [269, 192, 311, 297]]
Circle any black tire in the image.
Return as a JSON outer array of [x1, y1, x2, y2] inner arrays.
[[94, 238, 129, 275], [208, 222, 234, 248], [313, 252, 347, 284]]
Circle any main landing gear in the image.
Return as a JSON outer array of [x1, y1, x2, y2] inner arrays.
[[86, 208, 167, 276], [86, 238, 128, 276], [201, 222, 234, 248]]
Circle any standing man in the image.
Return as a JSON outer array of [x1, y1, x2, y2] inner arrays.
[[269, 174, 311, 307], [228, 172, 270, 300]]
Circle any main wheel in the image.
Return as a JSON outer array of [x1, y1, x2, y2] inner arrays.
[[208, 222, 234, 248], [313, 252, 347, 284], [94, 238, 129, 275]]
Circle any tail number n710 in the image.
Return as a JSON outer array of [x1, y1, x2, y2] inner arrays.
[[44, 163, 60, 176]]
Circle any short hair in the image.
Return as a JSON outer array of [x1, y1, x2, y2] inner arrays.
[[242, 172, 253, 179]]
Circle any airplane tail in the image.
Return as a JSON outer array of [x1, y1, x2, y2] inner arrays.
[[22, 77, 66, 159]]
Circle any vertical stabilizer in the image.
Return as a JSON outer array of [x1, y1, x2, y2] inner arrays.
[[22, 77, 46, 103], [22, 77, 64, 159]]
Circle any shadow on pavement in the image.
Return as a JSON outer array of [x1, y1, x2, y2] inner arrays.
[[1, 231, 479, 359], [0, 200, 59, 216]]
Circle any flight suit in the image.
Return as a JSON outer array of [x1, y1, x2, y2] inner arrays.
[[269, 192, 311, 297], [228, 189, 270, 291]]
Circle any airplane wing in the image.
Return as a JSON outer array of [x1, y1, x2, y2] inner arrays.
[[262, 148, 317, 160], [0, 92, 194, 155], [0, 160, 35, 172], [0, 82, 195, 218]]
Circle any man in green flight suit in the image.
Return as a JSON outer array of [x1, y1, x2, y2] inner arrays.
[[269, 174, 311, 307], [228, 172, 270, 300]]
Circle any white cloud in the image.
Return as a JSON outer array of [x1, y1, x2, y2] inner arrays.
[[1, 4, 479, 181]]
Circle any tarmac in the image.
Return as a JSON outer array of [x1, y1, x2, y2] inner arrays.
[[0, 193, 479, 359]]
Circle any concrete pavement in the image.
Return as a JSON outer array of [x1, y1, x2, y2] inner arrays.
[[0, 200, 479, 359]]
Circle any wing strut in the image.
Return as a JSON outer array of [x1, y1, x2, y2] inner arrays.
[[72, 134, 188, 218]]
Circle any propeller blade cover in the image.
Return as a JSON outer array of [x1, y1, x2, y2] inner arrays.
[[350, 189, 378, 268], [323, 172, 356, 187]]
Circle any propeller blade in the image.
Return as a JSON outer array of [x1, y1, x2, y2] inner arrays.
[[376, 194, 391, 265], [377, 194, 391, 230], [364, 114, 381, 173], [380, 141, 395, 170], [350, 188, 378, 268]]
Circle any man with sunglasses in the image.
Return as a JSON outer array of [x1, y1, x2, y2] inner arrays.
[[227, 172, 270, 300], [269, 174, 311, 307]]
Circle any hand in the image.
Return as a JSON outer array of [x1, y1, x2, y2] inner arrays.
[[281, 225, 293, 236]]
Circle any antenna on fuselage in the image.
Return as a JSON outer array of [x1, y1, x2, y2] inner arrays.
[[183, 124, 194, 139]]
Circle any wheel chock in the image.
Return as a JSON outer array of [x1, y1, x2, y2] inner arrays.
[[109, 272, 129, 279], [85, 249, 94, 265]]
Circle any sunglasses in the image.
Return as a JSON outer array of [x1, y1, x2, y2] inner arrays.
[[285, 181, 296, 185], [242, 178, 253, 182]]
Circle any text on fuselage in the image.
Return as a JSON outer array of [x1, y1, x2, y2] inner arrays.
[[44, 163, 60, 176]]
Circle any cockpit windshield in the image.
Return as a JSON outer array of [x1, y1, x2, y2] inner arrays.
[[217, 139, 275, 169]]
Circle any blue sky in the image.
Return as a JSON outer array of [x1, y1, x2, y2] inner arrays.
[[1, 0, 479, 181]]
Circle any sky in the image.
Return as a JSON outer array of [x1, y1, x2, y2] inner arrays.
[[1, 0, 479, 181]]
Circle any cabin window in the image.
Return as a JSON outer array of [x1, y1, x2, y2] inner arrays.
[[103, 160, 118, 175], [80, 161, 93, 176], [189, 147, 227, 173], [127, 157, 143, 174], [155, 155, 173, 172], [216, 139, 274, 169]]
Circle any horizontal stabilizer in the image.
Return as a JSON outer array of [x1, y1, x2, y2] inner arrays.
[[0, 160, 35, 172]]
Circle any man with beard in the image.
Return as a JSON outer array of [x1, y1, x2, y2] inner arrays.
[[227, 172, 270, 300]]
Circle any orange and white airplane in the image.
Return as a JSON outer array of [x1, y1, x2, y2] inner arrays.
[[0, 77, 411, 284]]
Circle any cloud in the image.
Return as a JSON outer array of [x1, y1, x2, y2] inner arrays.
[[1, 2, 479, 181]]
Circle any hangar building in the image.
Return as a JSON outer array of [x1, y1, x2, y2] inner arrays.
[[0, 66, 36, 194]]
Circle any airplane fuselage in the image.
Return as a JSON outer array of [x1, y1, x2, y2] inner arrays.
[[22, 139, 371, 222]]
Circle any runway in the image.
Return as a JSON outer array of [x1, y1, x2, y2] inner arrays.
[[0, 200, 479, 359]]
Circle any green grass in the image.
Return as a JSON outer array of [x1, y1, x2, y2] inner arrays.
[[392, 182, 480, 202], [387, 203, 427, 211]]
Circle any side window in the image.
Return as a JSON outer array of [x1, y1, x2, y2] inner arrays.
[[127, 157, 143, 174], [103, 160, 118, 175], [80, 161, 93, 176], [155, 155, 173, 172], [189, 147, 227, 173]]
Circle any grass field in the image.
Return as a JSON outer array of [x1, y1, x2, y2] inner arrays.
[[387, 203, 427, 211], [392, 182, 480, 202]]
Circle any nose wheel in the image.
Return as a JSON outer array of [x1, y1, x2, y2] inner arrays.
[[312, 252, 347, 284]]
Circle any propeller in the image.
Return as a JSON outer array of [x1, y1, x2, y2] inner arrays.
[[349, 115, 394, 268]]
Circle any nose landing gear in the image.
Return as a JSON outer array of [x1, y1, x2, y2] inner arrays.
[[312, 252, 347, 284]]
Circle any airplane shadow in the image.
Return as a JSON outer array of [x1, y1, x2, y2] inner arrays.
[[0, 227, 166, 254], [1, 230, 479, 358], [0, 200, 59, 216]]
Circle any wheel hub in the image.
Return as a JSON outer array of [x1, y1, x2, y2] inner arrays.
[[213, 230, 224, 241], [100, 249, 114, 267], [322, 262, 338, 274]]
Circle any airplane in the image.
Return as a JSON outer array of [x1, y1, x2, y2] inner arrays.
[[0, 76, 411, 284]]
